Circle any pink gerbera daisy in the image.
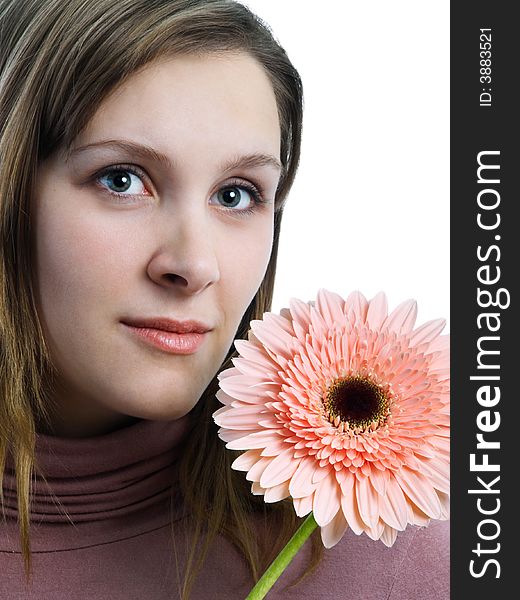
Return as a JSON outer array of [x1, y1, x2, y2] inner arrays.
[[213, 289, 450, 548]]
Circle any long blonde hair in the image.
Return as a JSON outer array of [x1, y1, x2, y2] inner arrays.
[[0, 0, 323, 597]]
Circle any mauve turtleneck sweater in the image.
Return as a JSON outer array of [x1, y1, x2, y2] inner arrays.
[[0, 415, 449, 599]]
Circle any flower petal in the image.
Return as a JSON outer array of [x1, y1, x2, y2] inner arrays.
[[289, 297, 312, 334], [367, 463, 389, 496], [416, 458, 450, 494], [313, 472, 342, 527], [379, 477, 408, 530], [316, 288, 345, 329], [335, 468, 355, 495], [341, 482, 366, 535], [249, 319, 296, 361], [437, 491, 450, 520], [264, 480, 291, 502], [382, 299, 418, 335], [428, 334, 450, 353], [320, 508, 349, 548], [345, 291, 368, 324], [380, 524, 398, 547], [410, 319, 446, 347], [231, 450, 262, 471], [219, 375, 275, 404], [213, 405, 267, 430], [226, 430, 280, 450], [289, 457, 319, 498], [408, 503, 431, 527], [312, 464, 333, 484], [245, 456, 271, 482], [251, 481, 266, 495], [356, 474, 380, 529], [309, 305, 329, 340], [263, 311, 295, 337], [231, 356, 277, 380], [365, 519, 385, 541], [293, 494, 313, 517], [215, 387, 236, 407], [366, 292, 388, 330], [217, 428, 252, 443], [233, 339, 279, 370], [259, 448, 301, 488], [394, 467, 442, 518]]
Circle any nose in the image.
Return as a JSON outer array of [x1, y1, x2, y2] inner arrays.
[[146, 211, 220, 296]]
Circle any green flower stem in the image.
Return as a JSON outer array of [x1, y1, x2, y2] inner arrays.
[[245, 512, 318, 600]]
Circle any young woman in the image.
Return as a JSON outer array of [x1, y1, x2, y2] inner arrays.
[[0, 0, 449, 598]]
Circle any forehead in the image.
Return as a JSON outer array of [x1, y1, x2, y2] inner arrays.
[[72, 52, 281, 162]]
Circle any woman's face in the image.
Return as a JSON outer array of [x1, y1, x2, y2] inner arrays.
[[33, 52, 281, 437]]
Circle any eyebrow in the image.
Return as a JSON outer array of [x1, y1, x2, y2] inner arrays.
[[68, 139, 285, 177]]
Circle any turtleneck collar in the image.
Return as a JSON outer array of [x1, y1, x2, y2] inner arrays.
[[2, 413, 193, 537]]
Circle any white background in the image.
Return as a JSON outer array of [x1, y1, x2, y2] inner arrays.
[[242, 1, 450, 331]]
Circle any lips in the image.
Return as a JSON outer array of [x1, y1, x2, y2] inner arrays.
[[121, 317, 212, 334], [120, 317, 212, 355]]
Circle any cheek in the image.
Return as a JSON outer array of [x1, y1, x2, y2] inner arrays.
[[219, 217, 274, 309], [33, 199, 136, 326]]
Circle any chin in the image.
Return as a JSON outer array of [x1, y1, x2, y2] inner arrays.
[[114, 389, 201, 422]]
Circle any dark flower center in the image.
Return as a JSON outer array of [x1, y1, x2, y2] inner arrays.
[[323, 376, 389, 431]]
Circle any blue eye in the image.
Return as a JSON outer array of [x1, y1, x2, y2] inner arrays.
[[211, 180, 268, 216], [97, 167, 148, 197], [216, 186, 253, 210]]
